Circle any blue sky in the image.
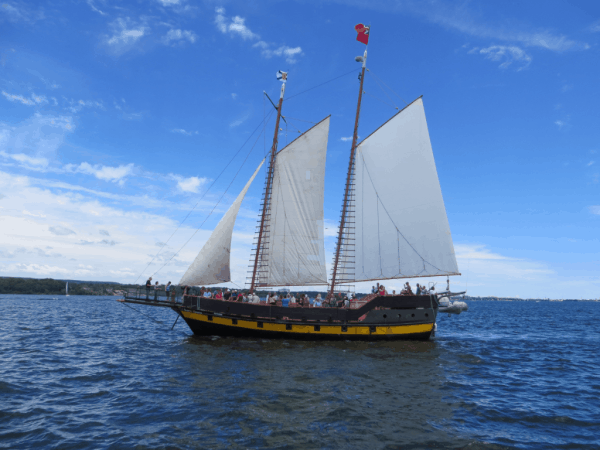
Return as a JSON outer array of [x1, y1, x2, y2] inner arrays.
[[1, 0, 599, 298]]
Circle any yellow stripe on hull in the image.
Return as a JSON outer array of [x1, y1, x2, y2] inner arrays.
[[181, 310, 433, 336]]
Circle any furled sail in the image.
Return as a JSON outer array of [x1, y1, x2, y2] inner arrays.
[[179, 159, 264, 286], [260, 117, 330, 286], [342, 97, 459, 283]]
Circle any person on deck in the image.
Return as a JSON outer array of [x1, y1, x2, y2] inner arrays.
[[215, 291, 223, 300], [416, 284, 421, 296], [289, 293, 296, 304], [165, 282, 172, 297], [223, 288, 231, 301], [314, 296, 322, 307], [371, 285, 377, 294], [378, 285, 386, 296], [202, 288, 211, 298], [154, 281, 160, 300], [145, 277, 152, 299]]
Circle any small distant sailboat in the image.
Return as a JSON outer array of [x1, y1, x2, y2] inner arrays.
[[65, 282, 69, 297]]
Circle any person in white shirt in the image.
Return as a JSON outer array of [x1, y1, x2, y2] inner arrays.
[[289, 294, 296, 304]]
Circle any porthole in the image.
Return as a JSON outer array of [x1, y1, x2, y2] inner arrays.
[[369, 326, 377, 333], [314, 325, 320, 332], [232, 318, 238, 325], [383, 314, 387, 319], [257, 321, 263, 328], [425, 313, 429, 318], [411, 314, 415, 318], [397, 314, 402, 318], [341, 326, 348, 332], [207, 315, 213, 321], [286, 324, 292, 331]]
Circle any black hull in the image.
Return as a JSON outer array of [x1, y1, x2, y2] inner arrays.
[[176, 294, 438, 341], [180, 312, 433, 341]]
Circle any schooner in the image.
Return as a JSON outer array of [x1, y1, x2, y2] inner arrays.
[[122, 25, 465, 340]]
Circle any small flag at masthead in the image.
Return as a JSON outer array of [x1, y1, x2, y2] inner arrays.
[[355, 24, 369, 45]]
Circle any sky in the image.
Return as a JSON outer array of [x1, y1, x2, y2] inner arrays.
[[1, 0, 599, 299]]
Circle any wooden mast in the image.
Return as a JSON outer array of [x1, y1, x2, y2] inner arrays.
[[329, 48, 367, 299], [250, 72, 287, 293]]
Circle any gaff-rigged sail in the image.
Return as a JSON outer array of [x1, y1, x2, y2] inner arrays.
[[254, 117, 330, 287], [179, 159, 265, 286], [339, 97, 460, 283]]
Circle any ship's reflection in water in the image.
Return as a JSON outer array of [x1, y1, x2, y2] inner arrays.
[[174, 336, 467, 448]]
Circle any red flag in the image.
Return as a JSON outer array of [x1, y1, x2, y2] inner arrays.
[[355, 24, 369, 45]]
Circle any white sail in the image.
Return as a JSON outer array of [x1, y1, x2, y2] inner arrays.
[[345, 97, 459, 283], [179, 159, 264, 286], [261, 117, 330, 286]]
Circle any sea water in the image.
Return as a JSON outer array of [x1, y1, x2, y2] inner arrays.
[[1, 295, 599, 449]]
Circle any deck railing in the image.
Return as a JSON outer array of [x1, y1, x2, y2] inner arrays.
[[125, 286, 183, 305]]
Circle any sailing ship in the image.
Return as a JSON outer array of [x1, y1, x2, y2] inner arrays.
[[122, 26, 465, 340]]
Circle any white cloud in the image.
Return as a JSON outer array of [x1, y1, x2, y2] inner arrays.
[[340, 136, 352, 142], [49, 225, 76, 236], [0, 170, 201, 282], [407, 1, 585, 52], [0, 1, 44, 23], [229, 112, 250, 128], [173, 175, 207, 193], [587, 161, 595, 167], [171, 128, 197, 136], [554, 120, 565, 129], [66, 98, 104, 113], [590, 20, 600, 33], [0, 113, 75, 170], [66, 162, 135, 185], [86, 0, 106, 16], [470, 45, 531, 70], [105, 18, 147, 54], [158, 0, 180, 5], [231, 93, 237, 100], [589, 206, 600, 215], [2, 90, 48, 106], [215, 7, 259, 40], [254, 44, 303, 64], [213, 8, 302, 63], [163, 29, 197, 45], [0, 151, 49, 167]]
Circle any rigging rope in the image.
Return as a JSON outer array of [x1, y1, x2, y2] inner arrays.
[[135, 109, 274, 284], [150, 113, 272, 279], [366, 69, 410, 106], [363, 91, 398, 110], [286, 68, 360, 101]]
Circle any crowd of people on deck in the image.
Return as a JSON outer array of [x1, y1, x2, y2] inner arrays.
[[143, 278, 435, 305], [370, 282, 434, 296]]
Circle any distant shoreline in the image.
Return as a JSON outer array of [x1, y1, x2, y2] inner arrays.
[[0, 277, 597, 301]]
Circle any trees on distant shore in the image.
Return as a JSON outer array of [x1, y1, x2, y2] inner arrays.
[[0, 277, 135, 295]]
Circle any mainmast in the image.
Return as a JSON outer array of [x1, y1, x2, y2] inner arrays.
[[329, 25, 369, 299], [249, 71, 287, 293]]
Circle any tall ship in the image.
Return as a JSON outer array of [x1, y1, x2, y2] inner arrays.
[[122, 25, 466, 340]]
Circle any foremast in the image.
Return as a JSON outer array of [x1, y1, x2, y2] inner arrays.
[[249, 72, 287, 293], [329, 39, 368, 299]]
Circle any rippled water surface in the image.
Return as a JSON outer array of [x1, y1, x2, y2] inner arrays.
[[1, 296, 599, 449]]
